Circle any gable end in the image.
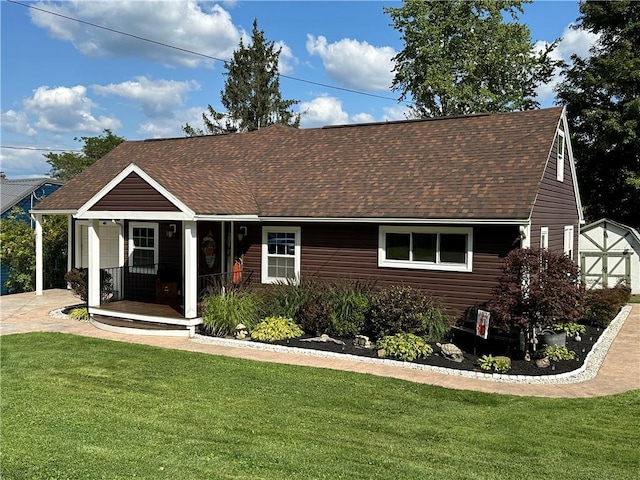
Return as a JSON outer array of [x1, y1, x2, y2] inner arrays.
[[90, 172, 181, 212]]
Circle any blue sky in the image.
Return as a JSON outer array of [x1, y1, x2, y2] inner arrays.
[[1, 1, 597, 178]]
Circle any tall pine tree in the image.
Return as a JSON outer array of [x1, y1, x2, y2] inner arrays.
[[556, 0, 640, 226], [184, 20, 299, 136]]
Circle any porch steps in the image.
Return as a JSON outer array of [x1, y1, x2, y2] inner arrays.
[[91, 315, 193, 338]]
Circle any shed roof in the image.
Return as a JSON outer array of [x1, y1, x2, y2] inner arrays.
[[1, 178, 64, 215], [34, 107, 564, 220]]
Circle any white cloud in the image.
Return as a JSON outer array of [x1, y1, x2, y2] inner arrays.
[[535, 25, 600, 104], [298, 96, 349, 128], [306, 35, 396, 92], [275, 41, 297, 75], [23, 85, 121, 133], [137, 106, 208, 138], [0, 147, 51, 178], [1, 110, 37, 136], [381, 105, 412, 121], [92, 76, 200, 118], [30, 1, 242, 68], [351, 113, 376, 124]]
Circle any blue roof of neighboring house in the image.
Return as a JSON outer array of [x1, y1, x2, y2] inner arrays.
[[1, 177, 64, 217]]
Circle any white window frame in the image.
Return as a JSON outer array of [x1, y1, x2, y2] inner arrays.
[[378, 226, 473, 272], [556, 130, 565, 182], [564, 225, 574, 260], [261, 226, 301, 284], [540, 227, 549, 250], [128, 222, 159, 273]]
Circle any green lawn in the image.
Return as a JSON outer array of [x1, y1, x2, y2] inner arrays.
[[1, 333, 638, 479]]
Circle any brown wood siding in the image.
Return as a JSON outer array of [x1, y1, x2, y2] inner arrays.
[[242, 223, 519, 317], [530, 132, 580, 258], [91, 172, 181, 212]]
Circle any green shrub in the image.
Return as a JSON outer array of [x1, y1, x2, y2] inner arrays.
[[477, 355, 511, 373], [68, 307, 89, 321], [367, 286, 450, 341], [583, 285, 631, 327], [376, 333, 433, 362], [327, 281, 373, 337], [260, 280, 310, 319], [250, 316, 304, 342], [202, 291, 262, 337], [477, 354, 496, 371], [543, 345, 576, 361], [296, 292, 332, 335], [552, 322, 586, 338]]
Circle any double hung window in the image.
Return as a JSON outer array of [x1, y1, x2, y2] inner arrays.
[[128, 222, 158, 273], [262, 227, 301, 283]]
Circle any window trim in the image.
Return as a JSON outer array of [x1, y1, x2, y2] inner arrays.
[[564, 225, 574, 260], [261, 226, 301, 284], [378, 226, 473, 272], [540, 226, 549, 250], [128, 222, 159, 274], [556, 130, 565, 182]]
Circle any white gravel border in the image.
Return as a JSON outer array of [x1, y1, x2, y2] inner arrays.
[[193, 305, 633, 384]]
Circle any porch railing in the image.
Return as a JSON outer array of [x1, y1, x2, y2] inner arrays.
[[198, 270, 254, 299], [99, 264, 181, 305]]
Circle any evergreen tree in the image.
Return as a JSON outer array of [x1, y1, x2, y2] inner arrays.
[[184, 19, 300, 136], [556, 0, 640, 225], [385, 0, 559, 117]]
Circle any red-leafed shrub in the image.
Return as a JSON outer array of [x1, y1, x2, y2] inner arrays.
[[488, 248, 584, 336], [583, 284, 631, 327]]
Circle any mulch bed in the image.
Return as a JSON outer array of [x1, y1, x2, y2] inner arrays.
[[265, 324, 604, 376]]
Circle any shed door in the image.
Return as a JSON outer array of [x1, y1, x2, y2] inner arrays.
[[581, 252, 631, 290]]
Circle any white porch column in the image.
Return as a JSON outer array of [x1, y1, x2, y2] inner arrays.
[[34, 213, 43, 295], [66, 215, 73, 274], [184, 221, 198, 318], [87, 219, 101, 307]]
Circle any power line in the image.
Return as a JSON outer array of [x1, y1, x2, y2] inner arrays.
[[1, 145, 82, 152], [7, 0, 410, 106]]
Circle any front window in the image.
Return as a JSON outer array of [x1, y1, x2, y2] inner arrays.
[[128, 222, 158, 273], [262, 227, 301, 283], [379, 226, 473, 272]]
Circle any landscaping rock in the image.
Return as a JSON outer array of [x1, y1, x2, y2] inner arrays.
[[536, 357, 551, 369], [436, 342, 464, 362], [354, 335, 373, 349], [300, 334, 345, 345]]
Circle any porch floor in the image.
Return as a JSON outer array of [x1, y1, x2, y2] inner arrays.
[[99, 300, 184, 319]]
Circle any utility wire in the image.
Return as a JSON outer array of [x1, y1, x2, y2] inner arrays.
[[7, 0, 410, 105], [1, 145, 82, 152]]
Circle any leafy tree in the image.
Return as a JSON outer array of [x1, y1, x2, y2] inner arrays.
[[184, 19, 300, 136], [44, 129, 125, 181], [385, 0, 559, 117], [0, 208, 67, 293], [556, 0, 640, 226], [488, 248, 583, 358]]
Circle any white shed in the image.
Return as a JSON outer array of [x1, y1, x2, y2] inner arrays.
[[580, 218, 640, 294]]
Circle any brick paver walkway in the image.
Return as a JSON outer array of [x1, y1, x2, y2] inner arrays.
[[1, 289, 638, 398]]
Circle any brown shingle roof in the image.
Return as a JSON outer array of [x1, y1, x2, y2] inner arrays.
[[35, 107, 563, 220]]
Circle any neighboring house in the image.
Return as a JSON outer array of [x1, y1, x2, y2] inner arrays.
[[1, 176, 64, 295], [32, 107, 583, 336], [579, 218, 640, 294]]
